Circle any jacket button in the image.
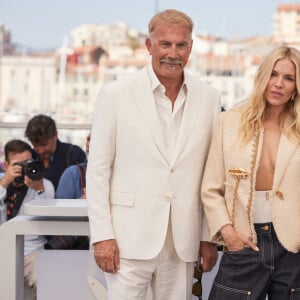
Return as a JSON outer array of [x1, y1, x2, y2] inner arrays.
[[165, 195, 172, 201], [275, 191, 284, 200]]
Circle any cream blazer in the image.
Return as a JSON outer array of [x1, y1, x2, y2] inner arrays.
[[86, 66, 220, 261], [201, 108, 300, 253]]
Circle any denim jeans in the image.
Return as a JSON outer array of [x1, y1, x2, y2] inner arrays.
[[209, 223, 300, 300]]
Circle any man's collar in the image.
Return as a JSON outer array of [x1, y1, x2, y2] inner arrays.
[[147, 64, 188, 95]]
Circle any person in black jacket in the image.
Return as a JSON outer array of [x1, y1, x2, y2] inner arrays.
[[25, 114, 86, 190], [25, 114, 87, 250]]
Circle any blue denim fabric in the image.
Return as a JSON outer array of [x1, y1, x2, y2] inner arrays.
[[208, 223, 300, 300]]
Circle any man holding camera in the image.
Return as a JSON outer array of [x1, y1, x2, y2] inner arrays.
[[0, 139, 54, 300], [25, 114, 87, 190]]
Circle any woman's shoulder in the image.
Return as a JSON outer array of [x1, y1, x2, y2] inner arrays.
[[219, 107, 242, 122]]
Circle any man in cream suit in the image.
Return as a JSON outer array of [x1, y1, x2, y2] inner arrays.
[[87, 9, 220, 300]]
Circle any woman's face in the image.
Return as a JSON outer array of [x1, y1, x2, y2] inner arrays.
[[264, 58, 296, 109]]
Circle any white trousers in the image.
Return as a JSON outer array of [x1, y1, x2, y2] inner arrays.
[[105, 220, 194, 300]]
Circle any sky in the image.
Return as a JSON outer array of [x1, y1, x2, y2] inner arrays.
[[0, 0, 299, 50]]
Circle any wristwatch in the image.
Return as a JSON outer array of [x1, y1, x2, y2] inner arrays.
[[37, 189, 44, 195]]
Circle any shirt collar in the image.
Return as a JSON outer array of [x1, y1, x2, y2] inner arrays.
[[146, 64, 188, 96]]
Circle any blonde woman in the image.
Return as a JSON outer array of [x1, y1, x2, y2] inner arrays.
[[202, 46, 300, 299]]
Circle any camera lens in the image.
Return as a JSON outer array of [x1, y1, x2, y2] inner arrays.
[[25, 161, 45, 181]]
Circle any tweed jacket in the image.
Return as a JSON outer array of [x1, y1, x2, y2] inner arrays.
[[201, 108, 300, 253]]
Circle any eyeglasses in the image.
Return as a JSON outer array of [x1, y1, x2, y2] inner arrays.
[[192, 266, 202, 298]]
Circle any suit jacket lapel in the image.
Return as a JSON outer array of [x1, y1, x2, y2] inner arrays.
[[171, 84, 200, 166], [131, 69, 170, 166], [273, 135, 298, 191]]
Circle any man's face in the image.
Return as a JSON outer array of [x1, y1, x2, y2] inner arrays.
[[146, 23, 193, 83], [32, 135, 57, 161], [6, 151, 32, 167], [5, 150, 32, 186]]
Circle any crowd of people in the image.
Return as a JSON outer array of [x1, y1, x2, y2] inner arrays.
[[0, 114, 89, 299], [0, 8, 300, 300]]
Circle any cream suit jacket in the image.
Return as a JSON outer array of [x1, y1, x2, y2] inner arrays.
[[86, 66, 221, 261], [201, 108, 300, 253]]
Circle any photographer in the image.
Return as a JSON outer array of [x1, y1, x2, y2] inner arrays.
[[25, 114, 86, 190], [0, 139, 54, 300]]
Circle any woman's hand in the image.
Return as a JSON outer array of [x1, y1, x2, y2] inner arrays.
[[220, 224, 259, 251]]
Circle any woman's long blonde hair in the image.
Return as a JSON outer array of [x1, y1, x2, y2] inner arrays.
[[239, 46, 300, 144]]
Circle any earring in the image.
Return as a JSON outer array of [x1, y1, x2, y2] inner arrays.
[[291, 92, 296, 101]]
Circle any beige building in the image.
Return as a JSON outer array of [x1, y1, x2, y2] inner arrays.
[[0, 54, 56, 116], [273, 4, 300, 45], [70, 22, 131, 49]]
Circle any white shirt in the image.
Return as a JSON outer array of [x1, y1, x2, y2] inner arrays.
[[147, 65, 187, 163], [0, 178, 55, 255]]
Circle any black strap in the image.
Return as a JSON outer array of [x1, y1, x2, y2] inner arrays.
[[5, 184, 28, 220], [66, 145, 74, 167]]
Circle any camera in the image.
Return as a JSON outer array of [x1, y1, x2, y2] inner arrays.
[[15, 159, 45, 184]]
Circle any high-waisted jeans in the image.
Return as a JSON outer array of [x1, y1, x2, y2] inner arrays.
[[209, 223, 300, 300]]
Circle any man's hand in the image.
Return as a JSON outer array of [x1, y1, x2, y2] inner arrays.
[[80, 187, 86, 199], [94, 239, 120, 273], [0, 160, 22, 188], [198, 241, 218, 272], [24, 177, 44, 192]]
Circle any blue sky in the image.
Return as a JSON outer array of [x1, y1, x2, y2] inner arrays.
[[0, 0, 298, 49]]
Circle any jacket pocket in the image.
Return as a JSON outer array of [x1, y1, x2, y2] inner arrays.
[[110, 191, 135, 207], [225, 246, 254, 255], [212, 281, 252, 299]]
